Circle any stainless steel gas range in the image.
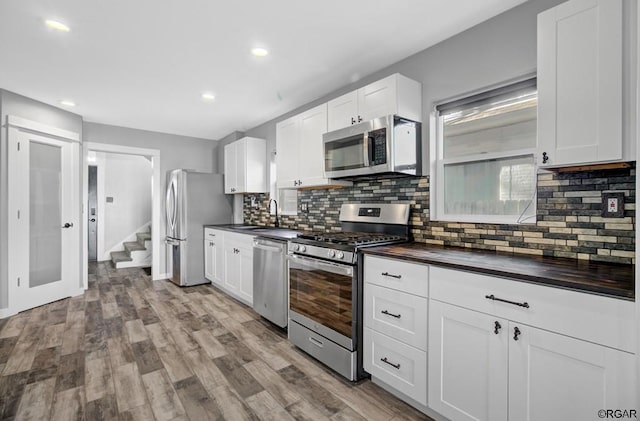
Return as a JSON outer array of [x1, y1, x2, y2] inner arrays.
[[287, 203, 411, 381]]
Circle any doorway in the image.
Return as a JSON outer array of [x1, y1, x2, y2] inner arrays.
[[82, 143, 162, 287], [7, 116, 81, 313], [88, 165, 98, 262]]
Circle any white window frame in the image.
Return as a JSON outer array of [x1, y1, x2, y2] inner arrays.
[[429, 78, 538, 225]]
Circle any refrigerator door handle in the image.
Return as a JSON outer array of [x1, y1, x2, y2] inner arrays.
[[166, 178, 177, 234]]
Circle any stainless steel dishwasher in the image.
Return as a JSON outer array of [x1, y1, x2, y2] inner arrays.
[[253, 237, 288, 328]]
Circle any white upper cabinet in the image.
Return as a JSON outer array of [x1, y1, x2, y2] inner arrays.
[[224, 136, 267, 194], [327, 91, 358, 131], [327, 73, 422, 132], [276, 103, 351, 189], [537, 0, 631, 167]]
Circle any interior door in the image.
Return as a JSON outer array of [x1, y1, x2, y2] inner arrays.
[[8, 127, 79, 312], [88, 165, 98, 261]]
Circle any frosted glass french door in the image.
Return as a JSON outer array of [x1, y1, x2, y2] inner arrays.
[[8, 127, 79, 312]]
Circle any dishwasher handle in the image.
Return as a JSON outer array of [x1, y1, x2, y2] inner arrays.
[[253, 240, 284, 253]]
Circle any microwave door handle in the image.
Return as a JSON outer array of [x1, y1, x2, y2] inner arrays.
[[362, 133, 370, 167]]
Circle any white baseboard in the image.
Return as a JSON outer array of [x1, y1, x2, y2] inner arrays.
[[0, 307, 18, 319], [70, 287, 86, 298], [156, 272, 170, 281]]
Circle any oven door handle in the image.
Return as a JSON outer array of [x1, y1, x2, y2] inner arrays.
[[287, 254, 354, 277]]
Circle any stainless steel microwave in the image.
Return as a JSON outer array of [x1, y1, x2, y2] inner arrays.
[[323, 115, 421, 179]]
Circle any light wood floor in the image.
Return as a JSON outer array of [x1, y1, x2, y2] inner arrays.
[[0, 262, 431, 420]]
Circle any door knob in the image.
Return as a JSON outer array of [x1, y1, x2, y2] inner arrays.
[[62, 222, 74, 228], [90, 218, 96, 222]]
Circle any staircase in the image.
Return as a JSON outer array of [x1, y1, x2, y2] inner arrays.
[[110, 230, 152, 269]]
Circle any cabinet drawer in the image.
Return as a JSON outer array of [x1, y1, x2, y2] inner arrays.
[[364, 256, 428, 297], [363, 328, 427, 406], [429, 266, 635, 353], [204, 228, 221, 239], [365, 284, 427, 350]]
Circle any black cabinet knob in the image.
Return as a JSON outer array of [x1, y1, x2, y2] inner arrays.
[[513, 326, 521, 341]]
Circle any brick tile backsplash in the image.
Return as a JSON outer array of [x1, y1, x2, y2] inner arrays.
[[243, 164, 635, 264]]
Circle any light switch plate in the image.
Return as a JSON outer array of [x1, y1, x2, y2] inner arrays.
[[601, 191, 624, 218]]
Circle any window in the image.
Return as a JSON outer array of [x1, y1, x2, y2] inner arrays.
[[431, 78, 537, 224]]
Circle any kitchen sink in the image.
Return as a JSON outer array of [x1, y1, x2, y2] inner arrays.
[[233, 225, 264, 230]]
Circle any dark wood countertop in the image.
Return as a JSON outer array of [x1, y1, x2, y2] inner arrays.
[[203, 224, 302, 241], [363, 243, 635, 300]]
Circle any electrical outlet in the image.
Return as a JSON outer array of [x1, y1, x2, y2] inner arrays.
[[301, 203, 309, 213], [601, 191, 625, 218]]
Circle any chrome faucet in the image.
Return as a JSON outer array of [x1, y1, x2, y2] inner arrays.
[[268, 198, 280, 228]]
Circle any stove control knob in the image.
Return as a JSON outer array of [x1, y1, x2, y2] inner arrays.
[[336, 251, 345, 260], [328, 250, 336, 258], [300, 245, 307, 252], [292, 244, 299, 252]]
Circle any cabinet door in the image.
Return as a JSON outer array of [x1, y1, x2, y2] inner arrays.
[[275, 117, 299, 188], [428, 300, 508, 421], [298, 103, 328, 187], [327, 90, 358, 131], [537, 0, 622, 166], [224, 241, 240, 294], [234, 138, 247, 193], [213, 233, 225, 286], [204, 240, 214, 282], [357, 74, 397, 122], [236, 240, 254, 305], [509, 323, 637, 421], [223, 143, 237, 194]]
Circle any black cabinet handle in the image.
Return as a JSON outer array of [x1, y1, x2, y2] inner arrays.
[[357, 115, 363, 123], [351, 117, 356, 125], [513, 326, 521, 341], [542, 152, 549, 164], [381, 272, 402, 279], [380, 357, 400, 370], [485, 294, 529, 309], [381, 310, 401, 319], [494, 321, 502, 335]]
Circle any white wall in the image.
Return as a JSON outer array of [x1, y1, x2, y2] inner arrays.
[[95, 152, 152, 260]]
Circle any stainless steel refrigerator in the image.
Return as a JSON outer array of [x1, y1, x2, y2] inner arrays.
[[165, 169, 232, 286]]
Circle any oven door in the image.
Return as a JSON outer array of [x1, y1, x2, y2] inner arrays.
[[288, 254, 355, 350]]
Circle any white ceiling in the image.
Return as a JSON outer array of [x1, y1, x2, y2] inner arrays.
[[0, 0, 526, 140]]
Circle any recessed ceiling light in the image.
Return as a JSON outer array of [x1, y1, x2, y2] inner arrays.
[[201, 92, 215, 101], [251, 47, 269, 57], [45, 19, 70, 32], [60, 100, 76, 107]]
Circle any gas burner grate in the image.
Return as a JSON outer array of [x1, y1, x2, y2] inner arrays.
[[296, 231, 406, 246]]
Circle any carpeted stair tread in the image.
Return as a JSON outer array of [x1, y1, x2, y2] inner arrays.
[[124, 241, 146, 252], [111, 251, 132, 263], [136, 232, 152, 242]]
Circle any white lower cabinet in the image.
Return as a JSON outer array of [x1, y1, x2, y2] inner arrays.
[[509, 324, 637, 421], [204, 228, 223, 287], [223, 232, 253, 305], [204, 228, 253, 306], [428, 300, 508, 421], [363, 255, 428, 408], [428, 266, 637, 421]]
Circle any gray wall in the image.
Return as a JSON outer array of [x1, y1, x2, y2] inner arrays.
[[82, 122, 223, 275], [241, 0, 565, 179], [0, 89, 83, 310]]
